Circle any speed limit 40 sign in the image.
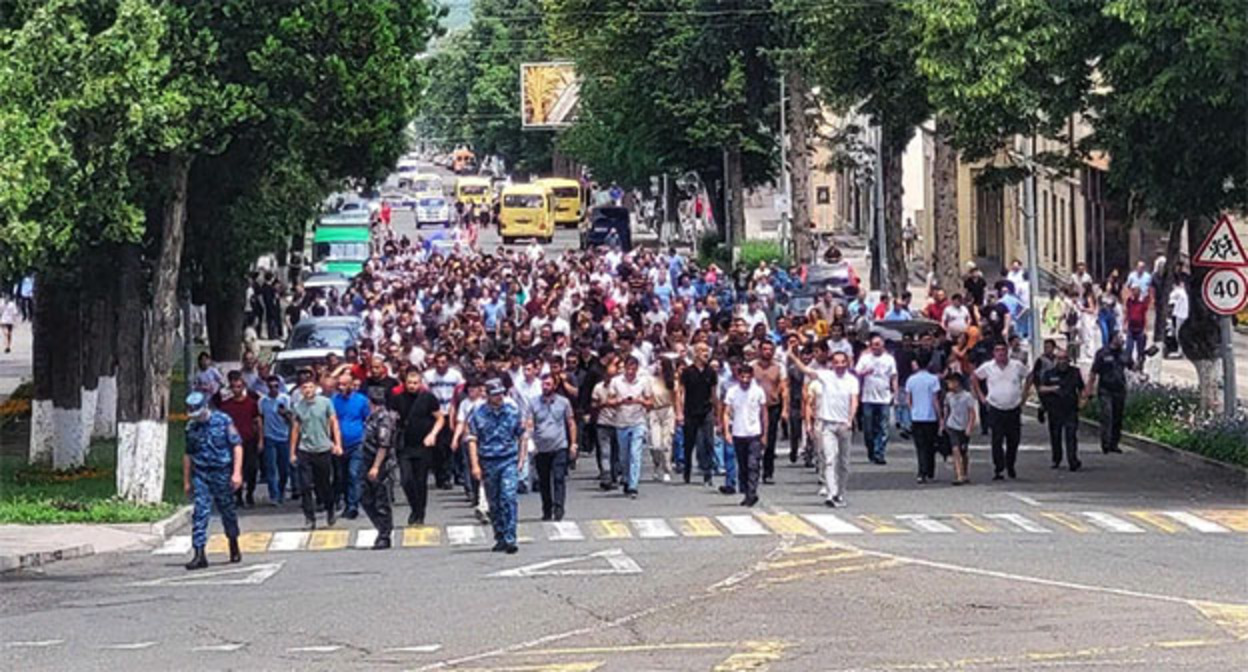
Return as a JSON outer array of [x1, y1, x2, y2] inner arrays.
[[1202, 267, 1248, 316]]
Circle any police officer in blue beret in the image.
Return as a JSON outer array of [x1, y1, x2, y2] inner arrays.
[[183, 392, 244, 570], [467, 379, 526, 554]]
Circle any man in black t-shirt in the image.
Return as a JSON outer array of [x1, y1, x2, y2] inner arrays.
[[1084, 333, 1130, 455], [390, 370, 444, 525]]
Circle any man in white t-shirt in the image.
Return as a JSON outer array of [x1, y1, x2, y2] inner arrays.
[[423, 352, 465, 489], [797, 350, 859, 507], [854, 336, 898, 464], [722, 364, 767, 507], [973, 342, 1030, 480], [941, 294, 971, 338]]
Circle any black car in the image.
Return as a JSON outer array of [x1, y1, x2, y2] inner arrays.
[[580, 206, 632, 251]]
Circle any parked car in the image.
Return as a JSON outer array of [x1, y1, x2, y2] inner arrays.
[[302, 272, 351, 295], [282, 315, 362, 352], [415, 195, 451, 228], [272, 348, 339, 391]]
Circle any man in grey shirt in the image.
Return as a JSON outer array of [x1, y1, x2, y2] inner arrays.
[[532, 374, 577, 521], [290, 374, 342, 529]]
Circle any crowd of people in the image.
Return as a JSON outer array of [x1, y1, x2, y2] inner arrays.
[[181, 228, 1148, 569]]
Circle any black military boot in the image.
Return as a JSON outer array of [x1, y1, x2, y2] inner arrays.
[[185, 546, 208, 571], [228, 537, 242, 564]]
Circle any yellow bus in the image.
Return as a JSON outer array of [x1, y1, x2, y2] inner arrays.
[[498, 184, 555, 244], [535, 177, 584, 229], [456, 176, 492, 206]]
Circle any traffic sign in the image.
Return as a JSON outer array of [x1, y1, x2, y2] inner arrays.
[[1201, 267, 1248, 316], [1192, 215, 1247, 268]]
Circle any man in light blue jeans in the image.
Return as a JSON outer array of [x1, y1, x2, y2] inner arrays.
[[607, 356, 652, 498], [258, 376, 292, 504]]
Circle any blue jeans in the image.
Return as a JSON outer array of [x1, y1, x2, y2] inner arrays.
[[715, 435, 738, 489], [861, 403, 891, 462], [895, 403, 912, 433], [1098, 311, 1115, 347], [1127, 329, 1147, 369], [672, 422, 685, 466], [616, 424, 647, 492], [262, 437, 290, 503], [335, 444, 364, 514]]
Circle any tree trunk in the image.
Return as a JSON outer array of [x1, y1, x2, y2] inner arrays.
[[881, 128, 909, 297], [786, 70, 813, 264], [91, 278, 119, 440], [932, 119, 961, 293], [29, 273, 85, 469], [725, 144, 746, 253], [116, 153, 191, 503], [1179, 215, 1224, 412], [205, 282, 246, 363]]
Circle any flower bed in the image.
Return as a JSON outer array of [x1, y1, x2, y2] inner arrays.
[[1081, 383, 1248, 468]]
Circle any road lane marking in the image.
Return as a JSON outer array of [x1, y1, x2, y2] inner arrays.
[[192, 643, 245, 652], [205, 534, 229, 554], [586, 519, 632, 539], [950, 514, 995, 533], [235, 532, 273, 553], [802, 513, 864, 535], [856, 515, 907, 534], [985, 513, 1051, 533], [675, 516, 723, 537], [896, 514, 955, 534], [1006, 492, 1042, 506], [517, 641, 737, 655], [490, 548, 642, 578], [3, 640, 64, 648], [451, 664, 603, 672], [765, 559, 904, 584], [307, 529, 350, 550], [1197, 509, 1248, 532], [632, 518, 677, 538], [1189, 601, 1248, 640], [755, 513, 819, 537], [403, 526, 442, 547], [268, 531, 309, 551], [712, 640, 787, 671], [717, 515, 770, 536], [130, 562, 284, 587], [447, 525, 488, 545], [354, 530, 380, 548], [1081, 511, 1145, 533], [287, 645, 342, 653], [98, 642, 157, 650], [153, 535, 192, 555], [545, 521, 584, 541], [1127, 511, 1182, 533], [1162, 511, 1230, 534], [1038, 512, 1093, 533], [382, 645, 443, 654], [764, 550, 863, 570]]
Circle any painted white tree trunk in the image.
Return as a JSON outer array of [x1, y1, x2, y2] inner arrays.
[[79, 386, 98, 456], [116, 420, 168, 504], [93, 375, 118, 439], [51, 407, 84, 470], [29, 399, 54, 464], [1193, 359, 1223, 413]]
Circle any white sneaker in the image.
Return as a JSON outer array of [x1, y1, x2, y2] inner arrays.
[[818, 486, 828, 498], [662, 474, 672, 483]]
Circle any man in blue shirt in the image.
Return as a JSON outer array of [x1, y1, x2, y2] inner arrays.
[[481, 289, 507, 334], [183, 392, 243, 571], [881, 292, 915, 322], [258, 376, 293, 504], [332, 373, 371, 519], [904, 355, 944, 483], [468, 378, 526, 554]]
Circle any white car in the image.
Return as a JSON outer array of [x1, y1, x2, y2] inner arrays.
[[415, 196, 450, 228]]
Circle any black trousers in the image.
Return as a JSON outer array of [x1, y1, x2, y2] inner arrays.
[[987, 406, 1022, 474], [911, 421, 939, 479], [733, 435, 762, 498], [297, 450, 334, 521], [1048, 411, 1080, 467], [398, 450, 432, 522], [432, 425, 454, 487], [788, 412, 805, 462], [762, 404, 783, 480], [360, 465, 394, 537], [1098, 392, 1126, 453], [682, 412, 714, 483], [535, 449, 569, 519]]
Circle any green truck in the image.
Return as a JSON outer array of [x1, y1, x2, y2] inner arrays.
[[312, 212, 372, 276]]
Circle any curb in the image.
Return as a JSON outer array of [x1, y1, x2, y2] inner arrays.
[[0, 505, 193, 575]]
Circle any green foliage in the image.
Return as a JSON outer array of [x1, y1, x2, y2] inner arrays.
[[738, 240, 786, 269], [1081, 384, 1248, 468], [697, 231, 731, 268], [0, 496, 176, 524]]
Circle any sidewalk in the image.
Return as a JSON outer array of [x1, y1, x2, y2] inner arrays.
[[0, 506, 189, 573], [0, 320, 31, 401]]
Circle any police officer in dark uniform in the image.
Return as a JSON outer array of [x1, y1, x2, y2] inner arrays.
[[1084, 332, 1130, 454], [1037, 349, 1085, 471], [467, 378, 525, 554], [183, 392, 243, 571], [360, 386, 397, 549]]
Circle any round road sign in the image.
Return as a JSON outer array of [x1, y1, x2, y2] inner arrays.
[[1201, 267, 1248, 316]]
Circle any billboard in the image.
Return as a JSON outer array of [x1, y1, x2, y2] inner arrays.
[[520, 61, 580, 129]]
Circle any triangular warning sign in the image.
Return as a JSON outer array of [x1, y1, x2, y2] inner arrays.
[[1193, 215, 1248, 268], [489, 548, 642, 578]]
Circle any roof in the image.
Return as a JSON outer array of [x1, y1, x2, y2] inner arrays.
[[536, 177, 580, 188], [503, 184, 552, 196], [313, 227, 370, 242], [457, 176, 491, 186]]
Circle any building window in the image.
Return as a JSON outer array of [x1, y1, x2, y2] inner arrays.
[[816, 186, 830, 205]]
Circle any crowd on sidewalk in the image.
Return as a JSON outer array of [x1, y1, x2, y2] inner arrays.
[[179, 235, 1147, 569]]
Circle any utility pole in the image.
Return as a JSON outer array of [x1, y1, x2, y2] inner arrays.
[[1221, 316, 1237, 416], [870, 124, 887, 290], [1023, 134, 1042, 356], [723, 148, 732, 255], [778, 73, 792, 258]]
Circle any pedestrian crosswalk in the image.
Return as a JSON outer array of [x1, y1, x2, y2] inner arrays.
[[152, 509, 1248, 556]]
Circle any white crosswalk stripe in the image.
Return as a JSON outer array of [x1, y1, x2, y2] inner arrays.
[[1081, 511, 1146, 533], [985, 513, 1052, 533], [718, 515, 770, 536], [354, 530, 379, 548], [447, 525, 488, 545], [268, 531, 309, 551], [802, 513, 864, 534], [632, 518, 678, 538], [1161, 511, 1229, 534], [897, 514, 956, 533], [153, 536, 192, 555], [545, 521, 584, 541]]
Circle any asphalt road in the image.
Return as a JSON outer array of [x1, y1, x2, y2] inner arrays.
[[2, 416, 1245, 671]]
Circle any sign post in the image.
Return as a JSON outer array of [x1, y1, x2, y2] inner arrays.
[[1193, 215, 1247, 417]]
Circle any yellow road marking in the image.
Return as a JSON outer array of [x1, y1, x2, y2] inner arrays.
[[675, 516, 723, 537], [307, 529, 349, 550], [1154, 639, 1219, 649], [1128, 511, 1182, 533], [205, 534, 229, 554], [235, 532, 272, 553], [712, 640, 787, 671], [519, 641, 738, 656], [856, 515, 907, 534], [765, 559, 903, 584], [1197, 509, 1248, 532], [764, 550, 863, 570], [1190, 600, 1248, 640], [403, 526, 442, 547], [755, 513, 818, 537], [950, 514, 994, 533], [1038, 512, 1094, 533], [454, 664, 603, 672], [586, 519, 631, 539], [783, 541, 841, 554]]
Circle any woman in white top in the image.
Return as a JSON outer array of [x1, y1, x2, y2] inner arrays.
[[0, 295, 19, 353], [647, 357, 677, 483]]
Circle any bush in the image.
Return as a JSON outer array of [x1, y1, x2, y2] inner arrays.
[[1082, 383, 1248, 468], [738, 240, 786, 268], [697, 231, 731, 268]]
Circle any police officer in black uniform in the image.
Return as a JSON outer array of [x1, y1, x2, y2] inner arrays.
[[1037, 349, 1085, 470], [1085, 332, 1131, 454], [360, 386, 397, 549]]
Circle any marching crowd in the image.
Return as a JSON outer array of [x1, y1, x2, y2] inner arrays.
[[180, 230, 1149, 570]]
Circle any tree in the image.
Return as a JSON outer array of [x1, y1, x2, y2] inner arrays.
[[931, 119, 960, 293]]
